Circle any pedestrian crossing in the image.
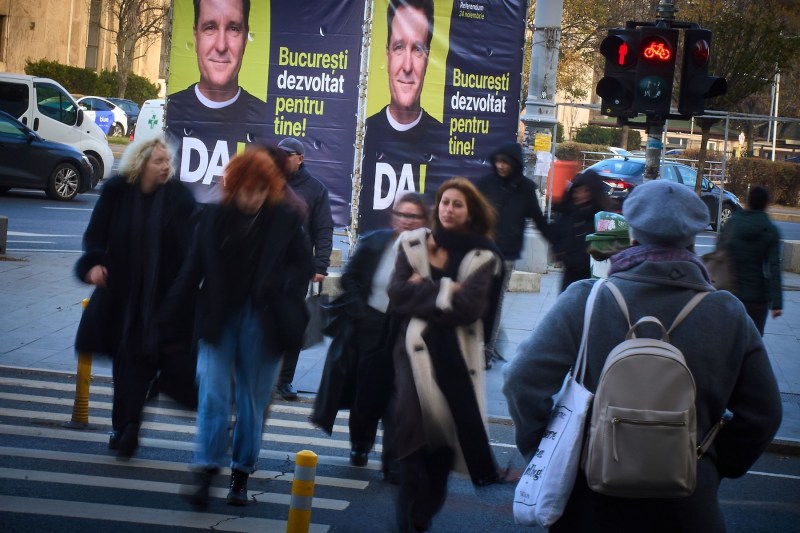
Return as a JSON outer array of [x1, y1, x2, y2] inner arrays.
[[0, 367, 384, 532]]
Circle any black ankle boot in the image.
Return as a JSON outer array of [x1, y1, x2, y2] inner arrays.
[[226, 469, 249, 506], [116, 422, 139, 459], [182, 467, 217, 510]]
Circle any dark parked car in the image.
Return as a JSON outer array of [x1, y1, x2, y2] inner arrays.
[[0, 110, 94, 201], [108, 98, 140, 134], [584, 157, 742, 230]]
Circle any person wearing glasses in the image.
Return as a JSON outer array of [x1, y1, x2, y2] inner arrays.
[[313, 193, 429, 482], [359, 0, 443, 232], [166, 0, 269, 203]]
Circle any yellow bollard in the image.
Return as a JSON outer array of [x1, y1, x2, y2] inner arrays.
[[286, 450, 318, 533], [64, 298, 94, 429]]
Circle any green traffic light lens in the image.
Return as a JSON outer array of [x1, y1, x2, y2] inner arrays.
[[638, 76, 668, 101]]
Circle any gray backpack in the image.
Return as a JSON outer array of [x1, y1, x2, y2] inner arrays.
[[582, 281, 714, 498]]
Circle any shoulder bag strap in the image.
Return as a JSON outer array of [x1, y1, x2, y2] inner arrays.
[[576, 279, 607, 385]]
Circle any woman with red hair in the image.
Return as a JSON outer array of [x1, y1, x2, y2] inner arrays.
[[162, 147, 312, 509]]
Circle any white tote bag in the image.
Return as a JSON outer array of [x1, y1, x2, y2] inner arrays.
[[512, 279, 605, 528]]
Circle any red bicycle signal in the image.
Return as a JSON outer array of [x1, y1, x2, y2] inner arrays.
[[642, 37, 671, 62]]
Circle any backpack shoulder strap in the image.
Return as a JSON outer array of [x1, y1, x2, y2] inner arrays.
[[604, 281, 632, 329], [667, 292, 708, 335]]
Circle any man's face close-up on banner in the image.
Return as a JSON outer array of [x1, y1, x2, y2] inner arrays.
[[194, 0, 249, 101], [386, 5, 430, 123]]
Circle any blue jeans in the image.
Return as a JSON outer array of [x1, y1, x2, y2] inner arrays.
[[194, 302, 279, 473]]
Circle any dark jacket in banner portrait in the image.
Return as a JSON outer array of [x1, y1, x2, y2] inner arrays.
[[358, 0, 527, 232], [165, 0, 363, 221], [268, 0, 363, 226]]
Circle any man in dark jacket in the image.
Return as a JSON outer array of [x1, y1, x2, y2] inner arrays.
[[476, 142, 551, 367], [720, 185, 783, 335], [276, 137, 334, 399]]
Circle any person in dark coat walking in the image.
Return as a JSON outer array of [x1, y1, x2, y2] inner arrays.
[[504, 180, 781, 533], [720, 185, 783, 335], [551, 169, 611, 292], [275, 136, 334, 400], [476, 142, 552, 367], [75, 135, 197, 459], [312, 193, 429, 479], [163, 147, 313, 509]]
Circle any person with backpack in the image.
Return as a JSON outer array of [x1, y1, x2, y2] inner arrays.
[[502, 180, 782, 532]]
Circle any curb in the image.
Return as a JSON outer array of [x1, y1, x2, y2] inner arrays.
[[766, 438, 800, 456]]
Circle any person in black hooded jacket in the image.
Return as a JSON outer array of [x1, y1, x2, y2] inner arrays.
[[720, 185, 783, 335], [552, 169, 612, 292], [476, 142, 552, 366]]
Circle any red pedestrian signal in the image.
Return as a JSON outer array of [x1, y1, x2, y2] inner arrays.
[[678, 29, 727, 117], [617, 42, 629, 66], [596, 29, 639, 118]]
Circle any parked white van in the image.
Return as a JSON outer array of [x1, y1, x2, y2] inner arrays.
[[131, 98, 165, 143], [0, 74, 114, 182]]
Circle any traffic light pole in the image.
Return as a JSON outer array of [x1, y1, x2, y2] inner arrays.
[[642, 0, 675, 182], [643, 119, 666, 182]]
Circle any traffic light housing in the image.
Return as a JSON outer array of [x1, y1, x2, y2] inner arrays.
[[632, 27, 679, 118], [678, 29, 727, 117], [596, 29, 639, 118]]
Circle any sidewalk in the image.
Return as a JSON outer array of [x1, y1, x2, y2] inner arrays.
[[0, 251, 797, 453]]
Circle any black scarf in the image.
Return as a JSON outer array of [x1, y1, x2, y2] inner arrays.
[[431, 226, 498, 278]]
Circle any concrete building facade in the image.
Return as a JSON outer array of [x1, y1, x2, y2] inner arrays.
[[0, 0, 166, 91]]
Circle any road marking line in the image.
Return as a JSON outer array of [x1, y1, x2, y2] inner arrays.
[[0, 494, 330, 532], [748, 470, 800, 481], [8, 231, 78, 237], [0, 424, 383, 471], [0, 467, 349, 510], [41, 207, 93, 211], [7, 240, 55, 244], [5, 248, 81, 253], [0, 445, 368, 489], [0, 401, 359, 438]]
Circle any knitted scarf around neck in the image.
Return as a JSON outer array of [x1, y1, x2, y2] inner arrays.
[[609, 243, 711, 283]]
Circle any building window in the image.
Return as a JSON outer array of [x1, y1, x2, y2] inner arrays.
[[85, 0, 102, 70]]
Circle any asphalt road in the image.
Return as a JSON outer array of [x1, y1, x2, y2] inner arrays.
[[2, 188, 799, 255], [1, 367, 798, 532]]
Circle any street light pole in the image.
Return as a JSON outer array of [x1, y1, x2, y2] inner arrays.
[[521, 0, 563, 191], [771, 70, 780, 161]]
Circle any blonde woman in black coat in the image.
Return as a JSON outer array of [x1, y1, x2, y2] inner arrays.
[[75, 134, 197, 459]]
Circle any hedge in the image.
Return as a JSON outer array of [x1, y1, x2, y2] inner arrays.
[[726, 158, 800, 207], [24, 59, 159, 105]]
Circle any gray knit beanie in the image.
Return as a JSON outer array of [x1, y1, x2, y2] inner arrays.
[[623, 179, 709, 248]]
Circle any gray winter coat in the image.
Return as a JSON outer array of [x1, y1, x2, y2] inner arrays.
[[503, 256, 781, 532]]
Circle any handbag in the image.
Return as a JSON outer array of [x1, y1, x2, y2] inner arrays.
[[302, 282, 327, 349], [512, 279, 605, 528], [702, 249, 736, 291]]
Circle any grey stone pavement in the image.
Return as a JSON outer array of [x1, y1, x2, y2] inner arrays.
[[0, 251, 798, 453]]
